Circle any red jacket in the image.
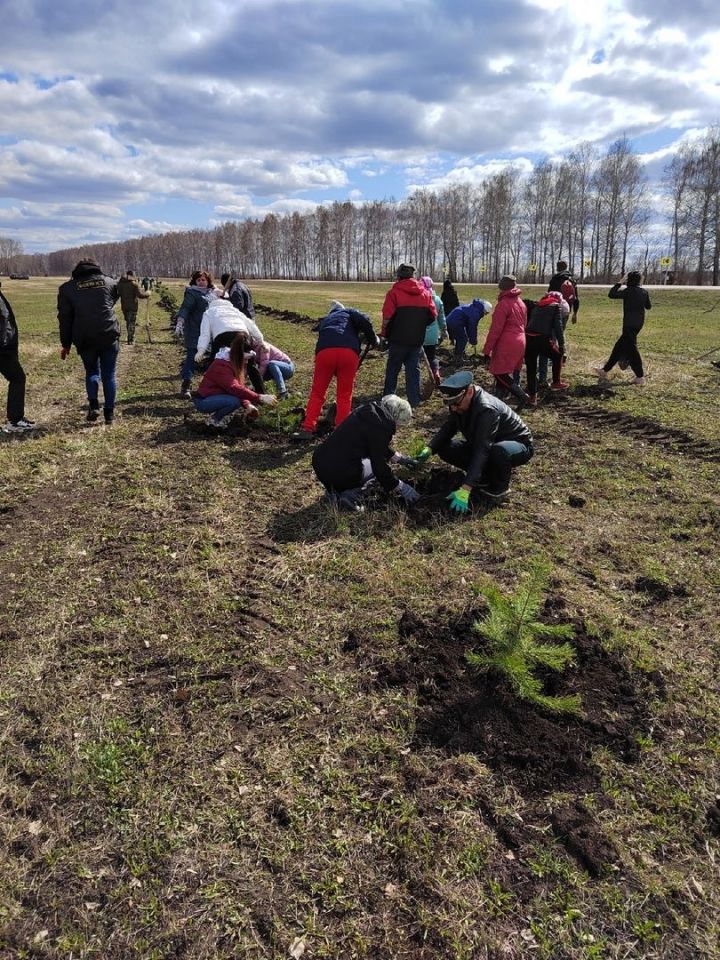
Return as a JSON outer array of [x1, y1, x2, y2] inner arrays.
[[381, 278, 437, 346], [196, 358, 260, 404], [483, 288, 527, 375]]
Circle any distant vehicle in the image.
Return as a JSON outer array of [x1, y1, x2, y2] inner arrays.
[[9, 273, 30, 280]]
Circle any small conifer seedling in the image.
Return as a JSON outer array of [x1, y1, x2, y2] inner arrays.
[[466, 561, 583, 715]]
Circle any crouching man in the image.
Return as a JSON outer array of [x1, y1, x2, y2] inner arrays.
[[412, 371, 534, 512], [312, 394, 420, 512]]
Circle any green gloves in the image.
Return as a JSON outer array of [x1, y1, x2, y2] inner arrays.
[[446, 488, 470, 514], [416, 446, 432, 463]]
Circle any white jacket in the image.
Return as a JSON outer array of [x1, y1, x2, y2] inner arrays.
[[196, 299, 263, 357]]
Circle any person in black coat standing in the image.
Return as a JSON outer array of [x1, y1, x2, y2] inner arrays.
[[596, 271, 651, 385], [0, 283, 34, 433]]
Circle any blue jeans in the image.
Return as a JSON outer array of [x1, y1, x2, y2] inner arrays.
[[80, 341, 119, 413], [264, 360, 295, 394], [181, 317, 202, 382], [193, 394, 242, 421], [383, 344, 422, 407], [452, 329, 469, 358], [436, 437, 534, 494]]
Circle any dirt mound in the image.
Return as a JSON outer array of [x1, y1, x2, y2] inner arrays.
[[255, 303, 318, 327]]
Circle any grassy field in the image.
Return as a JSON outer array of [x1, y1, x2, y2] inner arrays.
[[0, 276, 719, 959]]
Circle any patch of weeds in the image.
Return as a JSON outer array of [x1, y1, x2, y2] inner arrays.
[[80, 718, 153, 802]]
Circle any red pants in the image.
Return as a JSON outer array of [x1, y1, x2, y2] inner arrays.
[[302, 347, 359, 431]]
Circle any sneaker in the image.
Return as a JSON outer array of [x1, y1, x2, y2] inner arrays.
[[180, 380, 192, 400], [206, 415, 228, 431], [551, 381, 569, 391], [482, 486, 511, 501], [87, 407, 100, 422], [278, 391, 289, 402], [538, 380, 549, 389], [630, 376, 645, 385], [2, 420, 31, 434], [104, 411, 114, 425], [593, 367, 609, 381], [526, 394, 538, 408], [291, 428, 315, 443], [337, 488, 365, 513]]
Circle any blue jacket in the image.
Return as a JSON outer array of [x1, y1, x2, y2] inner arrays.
[[177, 286, 216, 348], [423, 292, 447, 346], [445, 300, 488, 346], [315, 306, 378, 355]]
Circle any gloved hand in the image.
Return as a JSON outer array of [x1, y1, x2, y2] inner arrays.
[[391, 452, 418, 467], [194, 351, 204, 363], [60, 346, 70, 360], [244, 350, 256, 360], [438, 331, 447, 344], [244, 403, 259, 419], [174, 318, 184, 336], [258, 394, 277, 406], [562, 353, 568, 364], [415, 446, 432, 463], [395, 480, 420, 504], [373, 335, 382, 349], [446, 488, 470, 513]]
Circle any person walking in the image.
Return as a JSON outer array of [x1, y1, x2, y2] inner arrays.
[[381, 264, 437, 408], [295, 300, 379, 440], [409, 371, 534, 510], [596, 271, 651, 385], [117, 269, 149, 344], [312, 394, 420, 512], [482, 275, 530, 406], [57, 259, 121, 425], [0, 283, 34, 433], [176, 270, 218, 399]]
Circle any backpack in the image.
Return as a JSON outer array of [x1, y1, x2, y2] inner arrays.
[[560, 277, 576, 307]]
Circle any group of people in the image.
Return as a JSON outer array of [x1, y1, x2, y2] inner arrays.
[[1, 258, 652, 517]]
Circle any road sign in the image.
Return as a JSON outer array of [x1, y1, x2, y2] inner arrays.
[[660, 256, 672, 267], [584, 258, 592, 268], [529, 263, 537, 273]]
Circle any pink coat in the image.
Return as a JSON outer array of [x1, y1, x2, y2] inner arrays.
[[483, 287, 527, 375]]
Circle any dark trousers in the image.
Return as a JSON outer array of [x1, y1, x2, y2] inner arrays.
[[122, 309, 138, 343], [604, 331, 643, 377], [436, 437, 534, 494], [525, 335, 562, 395], [0, 351, 26, 422]]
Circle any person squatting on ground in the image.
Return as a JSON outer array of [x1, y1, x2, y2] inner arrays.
[[311, 394, 420, 512], [445, 298, 492, 360], [176, 270, 219, 399], [193, 332, 277, 430], [381, 264, 437, 408], [117, 269, 149, 344], [420, 277, 447, 385], [296, 300, 379, 440], [57, 259, 121, 426], [525, 290, 569, 404], [221, 272, 256, 319], [482, 275, 531, 406], [0, 283, 34, 434], [410, 371, 534, 511], [194, 297, 265, 391], [596, 272, 651, 385], [440, 279, 460, 324], [254, 340, 295, 400], [539, 260, 579, 386]]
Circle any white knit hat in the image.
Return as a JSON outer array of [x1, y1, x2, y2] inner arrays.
[[380, 394, 413, 426]]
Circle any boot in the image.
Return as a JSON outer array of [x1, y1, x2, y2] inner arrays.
[[180, 379, 192, 399]]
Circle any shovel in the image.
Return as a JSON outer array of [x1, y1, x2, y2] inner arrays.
[[144, 297, 153, 344], [420, 348, 437, 401]]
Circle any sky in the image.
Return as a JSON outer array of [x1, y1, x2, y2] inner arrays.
[[1, 0, 719, 253]]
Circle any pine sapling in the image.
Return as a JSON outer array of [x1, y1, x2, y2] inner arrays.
[[466, 561, 583, 715]]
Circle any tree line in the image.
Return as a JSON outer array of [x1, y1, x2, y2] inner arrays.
[[3, 129, 719, 285]]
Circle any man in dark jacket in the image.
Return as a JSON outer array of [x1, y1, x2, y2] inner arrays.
[[117, 269, 149, 344], [596, 271, 651, 385], [312, 395, 420, 511], [221, 272, 255, 319], [381, 264, 437, 407], [411, 371, 534, 510], [548, 260, 580, 322], [58, 260, 120, 424], [0, 283, 34, 433]]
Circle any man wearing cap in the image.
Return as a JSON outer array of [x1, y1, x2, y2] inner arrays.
[[381, 264, 437, 408], [411, 371, 534, 511], [311, 395, 420, 511], [117, 269, 149, 344]]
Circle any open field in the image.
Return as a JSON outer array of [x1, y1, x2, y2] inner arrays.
[[1, 277, 719, 959]]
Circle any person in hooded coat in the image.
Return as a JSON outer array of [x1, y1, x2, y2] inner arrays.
[[445, 299, 492, 359], [0, 283, 34, 433], [524, 290, 569, 404], [176, 270, 219, 398], [420, 276, 447, 384], [441, 279, 460, 320], [296, 300, 379, 440], [311, 394, 420, 511], [482, 275, 530, 406], [381, 264, 437, 407], [57, 259, 121, 424]]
